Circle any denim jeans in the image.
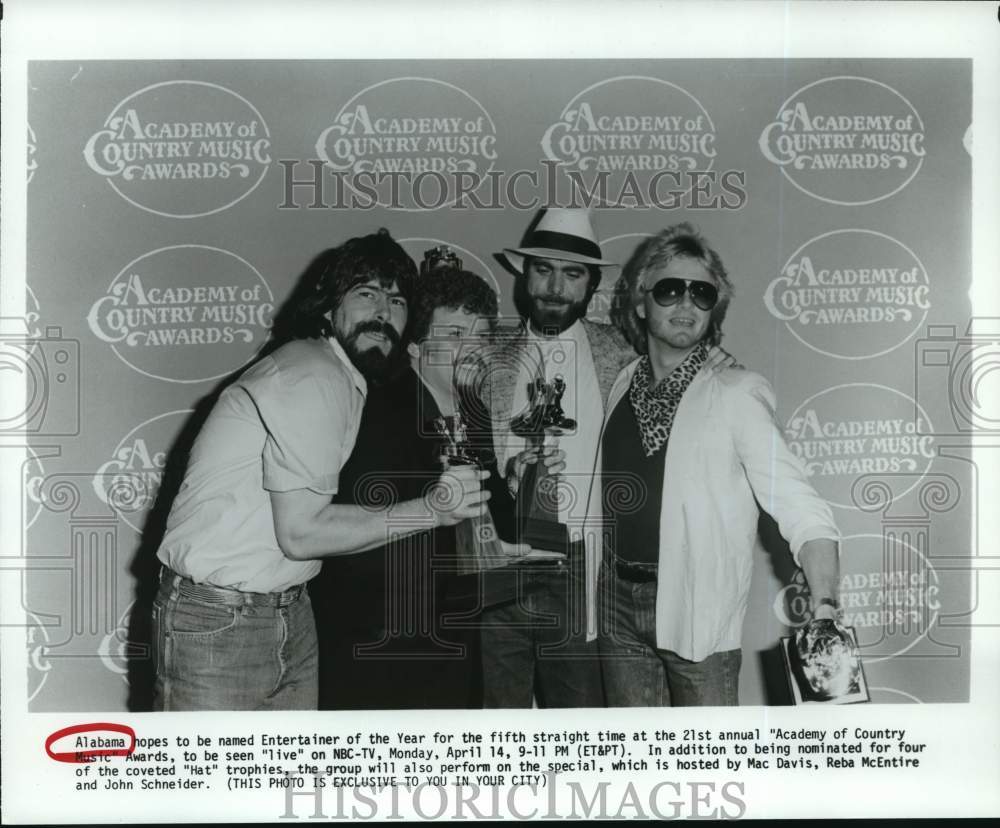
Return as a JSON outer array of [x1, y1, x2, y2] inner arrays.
[[152, 568, 318, 711], [598, 562, 741, 707], [480, 544, 604, 708]]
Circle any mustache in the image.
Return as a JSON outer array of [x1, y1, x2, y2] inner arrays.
[[349, 320, 401, 345], [534, 295, 572, 305]]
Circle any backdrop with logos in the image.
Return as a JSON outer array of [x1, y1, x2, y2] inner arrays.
[[16, 58, 975, 710]]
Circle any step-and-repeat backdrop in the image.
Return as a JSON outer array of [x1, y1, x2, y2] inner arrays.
[[18, 59, 973, 710]]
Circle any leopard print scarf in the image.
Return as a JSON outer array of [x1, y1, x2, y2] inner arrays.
[[628, 342, 709, 457]]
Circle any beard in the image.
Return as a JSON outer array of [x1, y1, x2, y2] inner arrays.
[[528, 293, 590, 335], [339, 320, 407, 385]]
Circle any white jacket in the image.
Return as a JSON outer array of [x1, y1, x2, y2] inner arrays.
[[584, 360, 839, 661]]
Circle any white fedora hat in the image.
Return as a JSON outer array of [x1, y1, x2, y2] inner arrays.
[[501, 208, 616, 274]]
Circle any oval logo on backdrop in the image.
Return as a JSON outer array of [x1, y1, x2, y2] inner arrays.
[[783, 384, 935, 509], [542, 76, 717, 207], [93, 410, 193, 533], [316, 77, 498, 210], [586, 232, 648, 325], [759, 76, 925, 205], [764, 229, 931, 359], [83, 80, 272, 218], [86, 245, 274, 384]]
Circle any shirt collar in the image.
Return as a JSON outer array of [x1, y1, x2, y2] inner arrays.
[[328, 336, 368, 397]]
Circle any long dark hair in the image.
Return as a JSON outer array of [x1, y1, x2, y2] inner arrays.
[[270, 228, 417, 343]]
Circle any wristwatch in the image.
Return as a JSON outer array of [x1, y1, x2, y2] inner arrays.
[[813, 597, 841, 620]]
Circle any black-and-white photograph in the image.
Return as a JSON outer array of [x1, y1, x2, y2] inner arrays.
[[2, 0, 998, 822]]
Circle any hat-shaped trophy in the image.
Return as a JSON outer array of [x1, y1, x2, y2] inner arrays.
[[508, 374, 576, 552], [421, 244, 463, 275], [431, 413, 515, 575]]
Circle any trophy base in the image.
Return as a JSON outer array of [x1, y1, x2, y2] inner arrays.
[[520, 517, 570, 554]]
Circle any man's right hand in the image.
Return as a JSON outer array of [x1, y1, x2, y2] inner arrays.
[[427, 464, 491, 527], [505, 434, 566, 499]]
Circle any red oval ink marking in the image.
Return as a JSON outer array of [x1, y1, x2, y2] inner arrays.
[[45, 722, 136, 763]]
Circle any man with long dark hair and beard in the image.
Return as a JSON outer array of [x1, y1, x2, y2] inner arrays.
[[151, 229, 491, 711]]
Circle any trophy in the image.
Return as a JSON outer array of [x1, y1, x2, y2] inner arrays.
[[508, 374, 576, 552], [781, 619, 870, 704], [431, 413, 513, 575], [421, 245, 463, 275]]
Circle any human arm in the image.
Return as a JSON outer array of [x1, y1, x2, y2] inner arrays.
[[250, 349, 490, 560], [731, 374, 841, 587], [270, 464, 490, 560], [798, 538, 840, 620]]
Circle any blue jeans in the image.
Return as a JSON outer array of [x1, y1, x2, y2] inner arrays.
[[598, 562, 741, 707], [480, 544, 604, 708], [152, 568, 318, 711]]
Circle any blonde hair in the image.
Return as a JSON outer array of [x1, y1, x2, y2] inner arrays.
[[611, 222, 733, 353]]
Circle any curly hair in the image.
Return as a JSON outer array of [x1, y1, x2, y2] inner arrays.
[[611, 222, 733, 353], [270, 228, 417, 343], [408, 268, 499, 343]]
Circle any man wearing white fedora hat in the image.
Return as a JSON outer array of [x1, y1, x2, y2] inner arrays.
[[475, 207, 629, 707], [479, 208, 735, 708]]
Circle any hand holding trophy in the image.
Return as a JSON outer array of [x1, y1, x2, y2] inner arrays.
[[431, 412, 524, 574], [508, 374, 575, 553]]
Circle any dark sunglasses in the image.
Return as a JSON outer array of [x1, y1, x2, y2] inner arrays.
[[648, 277, 719, 311]]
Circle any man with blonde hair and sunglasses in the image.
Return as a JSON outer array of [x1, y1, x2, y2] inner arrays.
[[600, 222, 841, 706]]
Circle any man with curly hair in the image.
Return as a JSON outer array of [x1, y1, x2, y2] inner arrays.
[[311, 265, 529, 709]]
